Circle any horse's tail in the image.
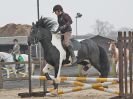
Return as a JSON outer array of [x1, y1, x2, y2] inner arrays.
[[98, 45, 110, 77]]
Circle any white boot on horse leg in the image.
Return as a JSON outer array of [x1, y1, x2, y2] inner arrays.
[[42, 64, 54, 84], [42, 64, 54, 76]]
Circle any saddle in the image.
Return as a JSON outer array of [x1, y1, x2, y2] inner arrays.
[[13, 54, 24, 62], [18, 55, 24, 62]]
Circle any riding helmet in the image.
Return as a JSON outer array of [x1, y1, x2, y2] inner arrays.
[[13, 39, 18, 42], [53, 5, 63, 12]]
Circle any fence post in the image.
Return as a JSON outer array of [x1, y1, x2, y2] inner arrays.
[[118, 31, 124, 97], [111, 31, 133, 99], [28, 46, 32, 95], [0, 64, 3, 89], [128, 31, 133, 93], [123, 32, 128, 94]]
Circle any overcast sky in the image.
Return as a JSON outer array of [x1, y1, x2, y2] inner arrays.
[[0, 0, 133, 35]]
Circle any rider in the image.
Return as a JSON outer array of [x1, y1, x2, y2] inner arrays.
[[12, 39, 20, 61], [53, 4, 77, 64]]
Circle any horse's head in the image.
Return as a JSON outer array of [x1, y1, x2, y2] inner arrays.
[[108, 41, 117, 52], [28, 22, 39, 45], [0, 52, 5, 62], [28, 17, 57, 45]]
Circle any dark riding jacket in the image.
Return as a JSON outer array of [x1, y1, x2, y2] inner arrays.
[[58, 12, 72, 33]]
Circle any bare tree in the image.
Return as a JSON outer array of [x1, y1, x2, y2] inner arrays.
[[92, 19, 114, 36], [118, 27, 133, 32]]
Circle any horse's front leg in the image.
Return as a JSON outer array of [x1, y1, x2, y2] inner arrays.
[[12, 66, 18, 78], [43, 64, 58, 95], [42, 64, 54, 80], [52, 59, 62, 96]]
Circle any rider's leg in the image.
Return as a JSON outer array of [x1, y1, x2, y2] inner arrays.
[[63, 32, 77, 64], [61, 35, 70, 64], [13, 54, 16, 61]]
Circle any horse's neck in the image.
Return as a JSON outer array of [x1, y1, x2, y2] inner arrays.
[[0, 52, 12, 61], [40, 34, 62, 48], [40, 39, 53, 50], [40, 34, 65, 55]]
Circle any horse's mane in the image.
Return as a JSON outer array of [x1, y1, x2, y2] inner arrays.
[[36, 17, 57, 31]]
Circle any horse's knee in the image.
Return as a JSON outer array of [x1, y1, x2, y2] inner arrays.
[[42, 64, 54, 74]]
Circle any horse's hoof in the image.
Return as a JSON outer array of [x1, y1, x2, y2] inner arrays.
[[50, 89, 58, 97], [50, 93, 58, 97]]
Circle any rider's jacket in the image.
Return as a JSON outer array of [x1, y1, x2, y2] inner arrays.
[[58, 12, 72, 33], [13, 44, 20, 54]]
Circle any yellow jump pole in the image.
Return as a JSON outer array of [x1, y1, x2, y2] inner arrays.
[[64, 81, 119, 95], [46, 81, 117, 96], [31, 75, 119, 82]]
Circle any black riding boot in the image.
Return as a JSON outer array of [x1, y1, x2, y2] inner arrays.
[[13, 54, 17, 61], [67, 45, 77, 64]]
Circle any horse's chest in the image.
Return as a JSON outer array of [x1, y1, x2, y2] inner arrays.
[[51, 35, 66, 59]]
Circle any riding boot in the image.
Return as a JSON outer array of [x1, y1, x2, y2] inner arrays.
[[13, 54, 17, 61], [67, 45, 77, 64]]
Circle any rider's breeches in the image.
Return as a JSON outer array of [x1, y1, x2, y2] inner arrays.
[[62, 32, 72, 47]]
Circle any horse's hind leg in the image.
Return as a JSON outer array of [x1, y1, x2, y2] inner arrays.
[[90, 59, 107, 78], [12, 66, 18, 78]]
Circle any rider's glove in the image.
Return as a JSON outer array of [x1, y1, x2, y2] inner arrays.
[[54, 28, 60, 34], [59, 25, 66, 31], [55, 25, 66, 33]]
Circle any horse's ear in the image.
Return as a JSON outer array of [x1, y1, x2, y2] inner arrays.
[[112, 41, 117, 44], [40, 16, 43, 21]]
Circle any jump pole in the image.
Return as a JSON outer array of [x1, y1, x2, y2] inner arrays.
[[64, 81, 119, 95], [46, 81, 118, 96], [31, 75, 119, 82]]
